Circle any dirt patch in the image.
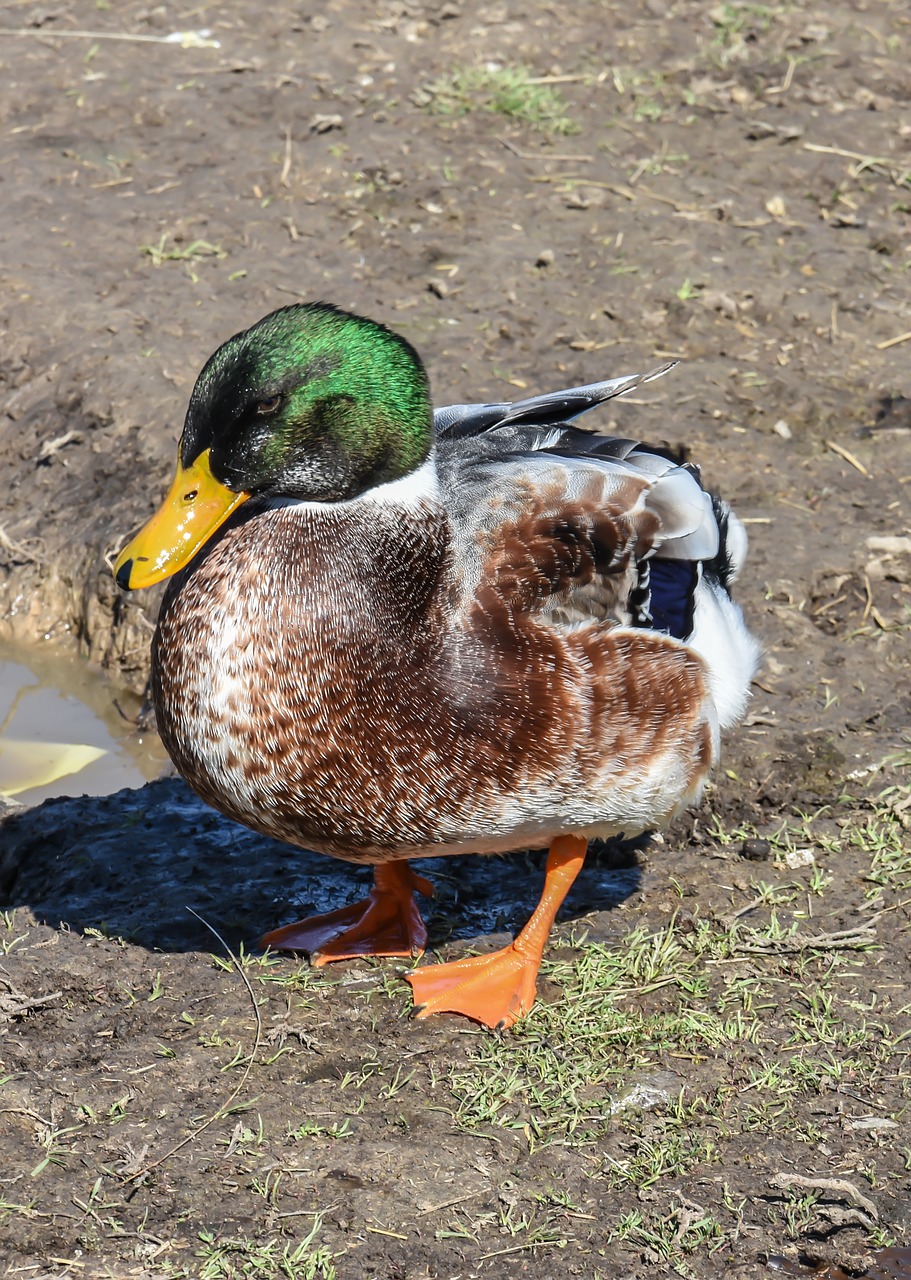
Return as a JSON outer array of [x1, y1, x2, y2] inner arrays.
[[1, 0, 910, 1275]]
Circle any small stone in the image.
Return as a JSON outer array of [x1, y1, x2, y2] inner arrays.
[[740, 837, 771, 861], [773, 419, 792, 439], [309, 113, 344, 134], [536, 248, 555, 268], [866, 535, 911, 556], [785, 848, 815, 869], [845, 1116, 898, 1133], [765, 195, 786, 218]]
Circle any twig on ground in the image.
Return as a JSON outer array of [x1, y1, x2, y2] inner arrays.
[[0, 26, 219, 48], [876, 330, 911, 351], [769, 1172, 878, 1221], [498, 137, 593, 163], [735, 917, 880, 955], [0, 524, 44, 565], [0, 989, 62, 1020], [121, 909, 262, 1184], [826, 439, 870, 477]]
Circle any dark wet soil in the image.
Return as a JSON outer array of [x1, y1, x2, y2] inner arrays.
[[1, 0, 910, 1276]]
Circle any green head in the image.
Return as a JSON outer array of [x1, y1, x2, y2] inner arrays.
[[181, 303, 434, 501]]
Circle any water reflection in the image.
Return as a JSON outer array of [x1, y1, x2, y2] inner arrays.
[[0, 643, 168, 805]]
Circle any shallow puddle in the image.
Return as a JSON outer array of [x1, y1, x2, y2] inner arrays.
[[769, 1248, 911, 1279], [0, 642, 169, 806]]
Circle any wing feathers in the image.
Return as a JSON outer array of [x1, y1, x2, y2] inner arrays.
[[644, 469, 720, 561], [435, 363, 675, 438], [435, 364, 740, 644]]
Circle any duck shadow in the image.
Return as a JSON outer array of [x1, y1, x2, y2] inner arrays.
[[0, 777, 642, 954]]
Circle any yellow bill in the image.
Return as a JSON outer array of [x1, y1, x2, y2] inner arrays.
[[114, 448, 250, 590]]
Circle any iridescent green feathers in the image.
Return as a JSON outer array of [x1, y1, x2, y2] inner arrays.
[[180, 303, 433, 501]]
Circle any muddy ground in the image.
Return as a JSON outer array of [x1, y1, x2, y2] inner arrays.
[[1, 0, 910, 1276]]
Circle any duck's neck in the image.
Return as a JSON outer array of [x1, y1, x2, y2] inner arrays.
[[269, 451, 441, 515]]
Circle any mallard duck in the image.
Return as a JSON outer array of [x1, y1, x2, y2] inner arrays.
[[114, 303, 758, 1029]]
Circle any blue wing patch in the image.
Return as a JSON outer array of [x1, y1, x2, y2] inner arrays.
[[646, 560, 697, 640]]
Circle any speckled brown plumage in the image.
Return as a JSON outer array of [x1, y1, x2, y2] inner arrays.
[[153, 466, 727, 866]]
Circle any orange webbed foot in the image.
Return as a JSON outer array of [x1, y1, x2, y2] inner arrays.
[[406, 944, 539, 1029], [407, 833, 589, 1029], [261, 862, 433, 964]]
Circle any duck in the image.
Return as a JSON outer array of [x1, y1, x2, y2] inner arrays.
[[114, 302, 759, 1029]]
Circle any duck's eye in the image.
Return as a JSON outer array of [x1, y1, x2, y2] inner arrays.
[[255, 395, 282, 415]]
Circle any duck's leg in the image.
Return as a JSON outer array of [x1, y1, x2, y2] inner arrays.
[[407, 834, 587, 1030], [260, 861, 433, 963]]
